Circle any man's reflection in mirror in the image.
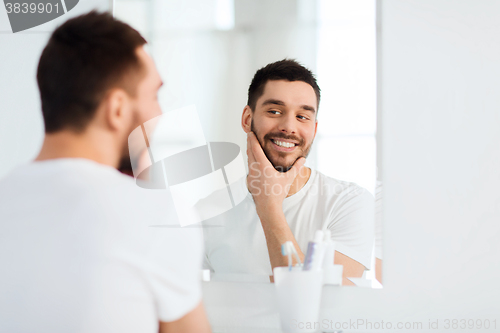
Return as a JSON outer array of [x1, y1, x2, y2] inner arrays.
[[203, 59, 376, 286]]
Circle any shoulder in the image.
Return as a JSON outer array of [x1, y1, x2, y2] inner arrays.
[[3, 159, 169, 219], [310, 170, 373, 201], [0, 159, 128, 202]]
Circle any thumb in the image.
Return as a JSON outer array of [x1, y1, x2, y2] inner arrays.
[[288, 157, 306, 179]]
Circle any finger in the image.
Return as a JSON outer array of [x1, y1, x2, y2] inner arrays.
[[248, 132, 272, 167]]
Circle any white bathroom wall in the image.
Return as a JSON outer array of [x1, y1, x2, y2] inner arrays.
[[321, 0, 500, 329]]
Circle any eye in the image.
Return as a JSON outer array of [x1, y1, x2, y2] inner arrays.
[[267, 110, 281, 115], [297, 115, 309, 120]]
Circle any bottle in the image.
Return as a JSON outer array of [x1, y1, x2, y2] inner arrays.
[[322, 230, 335, 270], [302, 230, 325, 271], [322, 229, 343, 285]]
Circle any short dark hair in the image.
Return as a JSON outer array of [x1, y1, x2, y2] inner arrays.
[[37, 11, 147, 133], [247, 59, 321, 111]]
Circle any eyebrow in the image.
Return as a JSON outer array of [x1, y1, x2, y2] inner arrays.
[[262, 99, 285, 107], [301, 105, 316, 113], [261, 99, 316, 113]]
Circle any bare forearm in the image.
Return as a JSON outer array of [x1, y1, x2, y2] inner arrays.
[[258, 205, 305, 270], [245, 132, 308, 273], [334, 251, 365, 286], [159, 301, 211, 333]]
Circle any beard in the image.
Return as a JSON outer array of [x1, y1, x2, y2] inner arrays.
[[117, 108, 142, 177], [117, 153, 133, 176], [250, 119, 313, 173]]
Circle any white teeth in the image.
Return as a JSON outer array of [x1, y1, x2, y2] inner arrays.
[[274, 140, 295, 148]]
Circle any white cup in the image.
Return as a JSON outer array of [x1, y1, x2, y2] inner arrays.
[[273, 266, 323, 333]]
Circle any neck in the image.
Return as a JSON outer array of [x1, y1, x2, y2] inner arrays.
[[35, 127, 121, 168], [286, 166, 311, 197]]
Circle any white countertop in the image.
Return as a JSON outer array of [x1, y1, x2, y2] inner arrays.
[[203, 281, 356, 332]]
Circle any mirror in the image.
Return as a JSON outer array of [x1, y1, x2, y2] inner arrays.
[[115, 0, 381, 287]]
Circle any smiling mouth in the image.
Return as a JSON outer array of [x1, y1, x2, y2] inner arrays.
[[270, 139, 298, 149]]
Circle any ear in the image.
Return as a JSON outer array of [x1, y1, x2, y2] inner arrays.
[[313, 119, 318, 139], [103, 88, 131, 132], [241, 105, 253, 133]]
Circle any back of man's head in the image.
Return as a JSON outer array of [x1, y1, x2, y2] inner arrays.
[[37, 11, 147, 133], [247, 59, 321, 111]]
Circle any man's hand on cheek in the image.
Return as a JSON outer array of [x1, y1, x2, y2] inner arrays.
[[246, 132, 306, 213]]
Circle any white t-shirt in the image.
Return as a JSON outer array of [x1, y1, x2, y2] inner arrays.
[[0, 159, 203, 333], [203, 169, 374, 276]]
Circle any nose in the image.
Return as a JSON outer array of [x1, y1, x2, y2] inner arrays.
[[278, 113, 297, 134]]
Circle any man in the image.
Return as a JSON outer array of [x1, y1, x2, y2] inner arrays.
[[0, 12, 211, 333], [203, 59, 374, 285]]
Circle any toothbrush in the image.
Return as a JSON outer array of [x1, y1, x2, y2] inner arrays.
[[281, 241, 302, 271]]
